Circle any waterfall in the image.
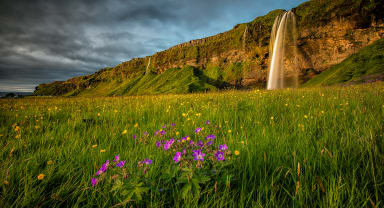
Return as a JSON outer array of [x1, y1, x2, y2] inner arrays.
[[243, 25, 248, 51], [145, 57, 151, 75], [267, 10, 298, 90]]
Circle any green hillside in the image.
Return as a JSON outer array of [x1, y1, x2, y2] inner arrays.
[[303, 38, 384, 87], [60, 66, 219, 97]]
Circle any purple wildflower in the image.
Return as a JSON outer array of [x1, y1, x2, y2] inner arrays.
[[164, 139, 175, 151], [206, 134, 216, 140], [116, 160, 126, 167], [215, 151, 225, 161], [162, 124, 167, 129], [156, 141, 162, 148], [171, 123, 176, 127], [206, 141, 213, 146], [173, 152, 182, 163], [154, 130, 159, 136], [143, 159, 152, 165], [197, 140, 204, 147], [113, 155, 120, 162], [169, 138, 175, 145], [195, 127, 202, 133], [192, 149, 206, 161], [189, 140, 194, 145], [182, 149, 186, 155], [95, 160, 109, 176], [160, 130, 166, 136], [133, 134, 137, 139], [164, 142, 171, 151], [219, 144, 228, 151], [206, 120, 210, 125], [91, 178, 98, 187]]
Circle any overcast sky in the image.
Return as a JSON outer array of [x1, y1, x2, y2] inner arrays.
[[0, 0, 306, 92]]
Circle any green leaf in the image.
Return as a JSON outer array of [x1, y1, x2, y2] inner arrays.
[[181, 183, 192, 199]]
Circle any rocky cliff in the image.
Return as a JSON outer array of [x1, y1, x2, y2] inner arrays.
[[34, 0, 384, 96]]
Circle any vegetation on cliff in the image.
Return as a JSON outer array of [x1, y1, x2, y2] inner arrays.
[[303, 38, 384, 87], [34, 0, 384, 96]]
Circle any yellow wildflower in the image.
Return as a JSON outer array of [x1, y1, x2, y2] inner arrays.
[[97, 113, 101, 117], [4, 180, 9, 185], [47, 160, 54, 165], [100, 149, 106, 153], [92, 144, 98, 148], [234, 150, 240, 156], [35, 126, 39, 129], [37, 174, 45, 180], [122, 130, 127, 134], [14, 126, 20, 132], [186, 136, 190, 141], [270, 116, 274, 120], [195, 113, 201, 117], [176, 132, 180, 136], [304, 115, 308, 119], [240, 141, 245, 144], [134, 123, 139, 128], [182, 113, 187, 117], [228, 130, 232, 133]]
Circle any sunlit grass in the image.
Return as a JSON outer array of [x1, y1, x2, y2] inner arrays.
[[1, 83, 384, 207]]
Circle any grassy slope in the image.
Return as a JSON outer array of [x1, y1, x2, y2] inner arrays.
[[303, 38, 384, 87], [71, 66, 216, 97], [1, 84, 384, 207]]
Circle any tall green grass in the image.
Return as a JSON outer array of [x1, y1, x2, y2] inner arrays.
[[1, 83, 384, 207]]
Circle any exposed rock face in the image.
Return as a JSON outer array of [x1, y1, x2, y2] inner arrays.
[[34, 0, 384, 96], [297, 19, 384, 83]]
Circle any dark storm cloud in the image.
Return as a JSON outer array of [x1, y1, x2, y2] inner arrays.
[[0, 0, 306, 92]]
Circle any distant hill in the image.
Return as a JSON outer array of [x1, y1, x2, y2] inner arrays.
[[0, 92, 33, 98], [34, 0, 384, 96]]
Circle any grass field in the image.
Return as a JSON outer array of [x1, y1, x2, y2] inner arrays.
[[1, 83, 384, 207]]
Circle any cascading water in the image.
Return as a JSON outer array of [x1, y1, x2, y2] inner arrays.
[[267, 10, 298, 90], [145, 57, 151, 75]]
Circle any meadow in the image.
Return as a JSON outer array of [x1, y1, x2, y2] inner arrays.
[[1, 83, 384, 207]]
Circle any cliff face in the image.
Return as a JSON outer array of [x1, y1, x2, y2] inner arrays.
[[34, 0, 384, 96]]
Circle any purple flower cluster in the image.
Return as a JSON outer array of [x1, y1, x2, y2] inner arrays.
[[192, 149, 206, 161], [215, 151, 225, 161], [164, 139, 174, 151], [152, 121, 234, 171], [95, 160, 109, 176], [91, 155, 129, 187], [206, 134, 216, 140], [139, 158, 153, 165], [173, 152, 182, 163], [219, 144, 228, 151]]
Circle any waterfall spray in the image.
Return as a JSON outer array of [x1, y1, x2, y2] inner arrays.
[[145, 57, 151, 75], [267, 10, 298, 90]]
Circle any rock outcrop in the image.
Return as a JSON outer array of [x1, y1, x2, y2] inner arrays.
[[34, 0, 384, 96]]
